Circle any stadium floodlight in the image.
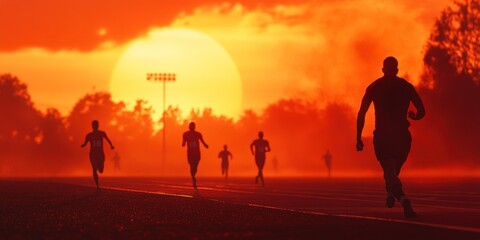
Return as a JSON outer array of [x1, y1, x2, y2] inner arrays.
[[147, 73, 176, 172]]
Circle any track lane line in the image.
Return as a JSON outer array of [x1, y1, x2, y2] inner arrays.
[[96, 185, 480, 234], [106, 182, 480, 212]]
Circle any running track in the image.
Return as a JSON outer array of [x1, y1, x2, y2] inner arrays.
[[59, 177, 480, 234]]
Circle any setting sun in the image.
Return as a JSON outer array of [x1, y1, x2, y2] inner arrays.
[[109, 28, 243, 120]]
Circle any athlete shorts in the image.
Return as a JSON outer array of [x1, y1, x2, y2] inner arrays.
[[90, 151, 105, 173], [255, 155, 266, 169], [373, 128, 411, 162], [188, 151, 201, 166]]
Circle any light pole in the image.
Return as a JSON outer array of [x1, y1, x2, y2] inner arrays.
[[147, 73, 176, 172]]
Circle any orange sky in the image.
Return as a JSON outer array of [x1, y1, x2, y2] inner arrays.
[[0, 0, 451, 118]]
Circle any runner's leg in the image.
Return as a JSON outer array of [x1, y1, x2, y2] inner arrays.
[[225, 165, 228, 180], [92, 165, 99, 189], [255, 158, 260, 184], [188, 153, 200, 189], [258, 159, 265, 186], [90, 155, 99, 189], [374, 130, 401, 207]]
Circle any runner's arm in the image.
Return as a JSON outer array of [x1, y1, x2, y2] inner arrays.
[[200, 135, 209, 149], [356, 89, 372, 151], [408, 85, 426, 120], [265, 141, 271, 152], [81, 134, 89, 148], [103, 132, 115, 149], [182, 133, 186, 147]]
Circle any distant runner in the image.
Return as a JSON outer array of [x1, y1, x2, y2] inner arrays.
[[218, 145, 233, 180], [182, 122, 209, 189], [272, 156, 279, 172], [250, 131, 271, 186], [81, 120, 115, 191], [323, 150, 332, 178], [112, 151, 121, 172], [356, 56, 425, 218]]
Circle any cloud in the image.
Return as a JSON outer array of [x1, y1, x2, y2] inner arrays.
[[0, 0, 451, 118], [0, 0, 304, 51], [171, 0, 450, 111]]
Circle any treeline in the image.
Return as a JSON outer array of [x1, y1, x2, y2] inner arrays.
[[0, 73, 365, 176], [412, 0, 480, 168]]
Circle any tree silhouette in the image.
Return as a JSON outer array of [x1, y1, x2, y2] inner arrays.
[[36, 108, 76, 172], [0, 74, 42, 174], [0, 74, 41, 143], [419, 0, 480, 163], [41, 108, 68, 145], [424, 0, 480, 84], [66, 92, 125, 142], [117, 99, 155, 141]]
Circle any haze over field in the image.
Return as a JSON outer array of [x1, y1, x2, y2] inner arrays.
[[1, 0, 479, 177]]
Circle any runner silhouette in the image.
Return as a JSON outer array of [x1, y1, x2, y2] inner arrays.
[[218, 145, 233, 180], [356, 56, 425, 218], [272, 156, 279, 172], [112, 151, 121, 172], [250, 131, 271, 186], [323, 150, 332, 178], [182, 122, 209, 189], [81, 120, 114, 191]]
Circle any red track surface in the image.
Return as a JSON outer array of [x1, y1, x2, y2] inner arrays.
[[59, 176, 480, 234]]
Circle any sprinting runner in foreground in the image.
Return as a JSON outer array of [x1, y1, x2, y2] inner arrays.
[[218, 145, 233, 180], [250, 131, 271, 186], [81, 120, 115, 190], [356, 56, 425, 218], [182, 122, 209, 189]]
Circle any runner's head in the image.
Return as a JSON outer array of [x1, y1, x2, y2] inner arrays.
[[258, 131, 264, 139], [382, 56, 398, 77], [224, 144, 228, 150], [189, 122, 196, 131], [92, 120, 99, 130]]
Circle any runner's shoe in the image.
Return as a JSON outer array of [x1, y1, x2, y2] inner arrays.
[[386, 195, 395, 208], [402, 199, 417, 218]]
